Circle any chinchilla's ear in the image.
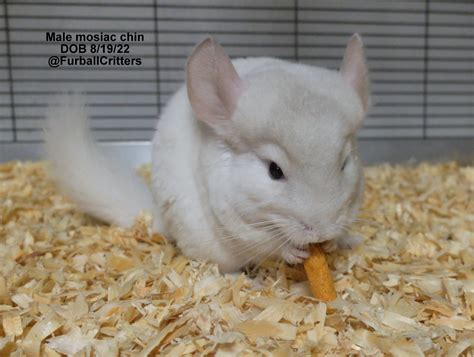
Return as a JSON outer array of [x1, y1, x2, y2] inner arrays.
[[340, 34, 371, 113], [186, 37, 242, 128]]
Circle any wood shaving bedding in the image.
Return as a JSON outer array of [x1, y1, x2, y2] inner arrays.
[[0, 161, 472, 356]]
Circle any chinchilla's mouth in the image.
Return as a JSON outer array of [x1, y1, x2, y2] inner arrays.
[[290, 220, 344, 246], [260, 216, 324, 245]]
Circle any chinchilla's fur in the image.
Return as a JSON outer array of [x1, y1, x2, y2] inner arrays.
[[45, 34, 370, 273]]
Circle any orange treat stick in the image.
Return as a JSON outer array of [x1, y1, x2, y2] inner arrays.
[[303, 244, 337, 301]]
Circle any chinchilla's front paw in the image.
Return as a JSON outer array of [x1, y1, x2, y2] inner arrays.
[[336, 234, 363, 250], [321, 239, 338, 253], [281, 243, 310, 265]]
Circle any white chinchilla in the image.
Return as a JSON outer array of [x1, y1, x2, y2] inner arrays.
[[44, 34, 370, 273]]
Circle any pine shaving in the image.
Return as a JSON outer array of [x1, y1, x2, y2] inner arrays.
[[0, 160, 472, 355]]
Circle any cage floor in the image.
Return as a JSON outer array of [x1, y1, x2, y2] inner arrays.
[[0, 161, 473, 356]]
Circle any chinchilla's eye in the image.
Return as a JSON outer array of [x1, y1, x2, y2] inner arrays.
[[341, 156, 349, 171], [269, 161, 285, 180]]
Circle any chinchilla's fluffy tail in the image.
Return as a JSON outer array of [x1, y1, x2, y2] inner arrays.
[[44, 95, 157, 228]]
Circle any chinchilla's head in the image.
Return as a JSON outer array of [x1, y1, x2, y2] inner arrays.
[[186, 35, 370, 252]]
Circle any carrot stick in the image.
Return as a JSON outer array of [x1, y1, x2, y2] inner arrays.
[[303, 244, 337, 301]]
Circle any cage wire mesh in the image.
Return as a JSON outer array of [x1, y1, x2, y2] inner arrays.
[[0, 0, 473, 148]]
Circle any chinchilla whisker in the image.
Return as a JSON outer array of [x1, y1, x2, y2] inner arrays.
[[231, 239, 284, 266], [238, 220, 284, 228], [248, 235, 294, 273], [216, 224, 281, 240], [235, 230, 291, 261], [197, 225, 282, 246], [190, 218, 283, 233], [234, 229, 288, 252], [244, 227, 300, 269], [235, 235, 285, 258], [200, 222, 280, 236]]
